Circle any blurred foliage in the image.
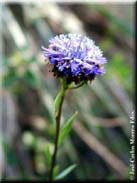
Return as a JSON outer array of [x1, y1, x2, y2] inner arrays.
[[1, 2, 134, 181]]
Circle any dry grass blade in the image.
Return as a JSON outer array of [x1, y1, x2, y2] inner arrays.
[[73, 122, 128, 178]]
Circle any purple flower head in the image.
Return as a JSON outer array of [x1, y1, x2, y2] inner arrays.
[[42, 33, 107, 84]]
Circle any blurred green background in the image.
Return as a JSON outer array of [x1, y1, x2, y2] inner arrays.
[[1, 2, 135, 181]]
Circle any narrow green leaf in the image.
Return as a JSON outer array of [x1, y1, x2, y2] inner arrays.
[[53, 165, 59, 178], [58, 111, 78, 145], [44, 144, 52, 167], [54, 91, 63, 116], [54, 164, 77, 180]]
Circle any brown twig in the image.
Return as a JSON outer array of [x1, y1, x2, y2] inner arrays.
[[73, 122, 129, 178]]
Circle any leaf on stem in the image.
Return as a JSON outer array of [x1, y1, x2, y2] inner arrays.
[[53, 165, 59, 178], [58, 111, 78, 145], [54, 164, 77, 180], [54, 90, 64, 116], [44, 144, 52, 167]]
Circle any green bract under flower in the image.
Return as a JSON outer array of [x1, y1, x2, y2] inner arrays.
[[42, 33, 107, 84]]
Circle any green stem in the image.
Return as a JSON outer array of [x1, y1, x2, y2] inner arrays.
[[49, 79, 67, 181]]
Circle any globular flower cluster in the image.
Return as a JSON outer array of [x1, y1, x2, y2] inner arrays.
[[42, 33, 107, 84]]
